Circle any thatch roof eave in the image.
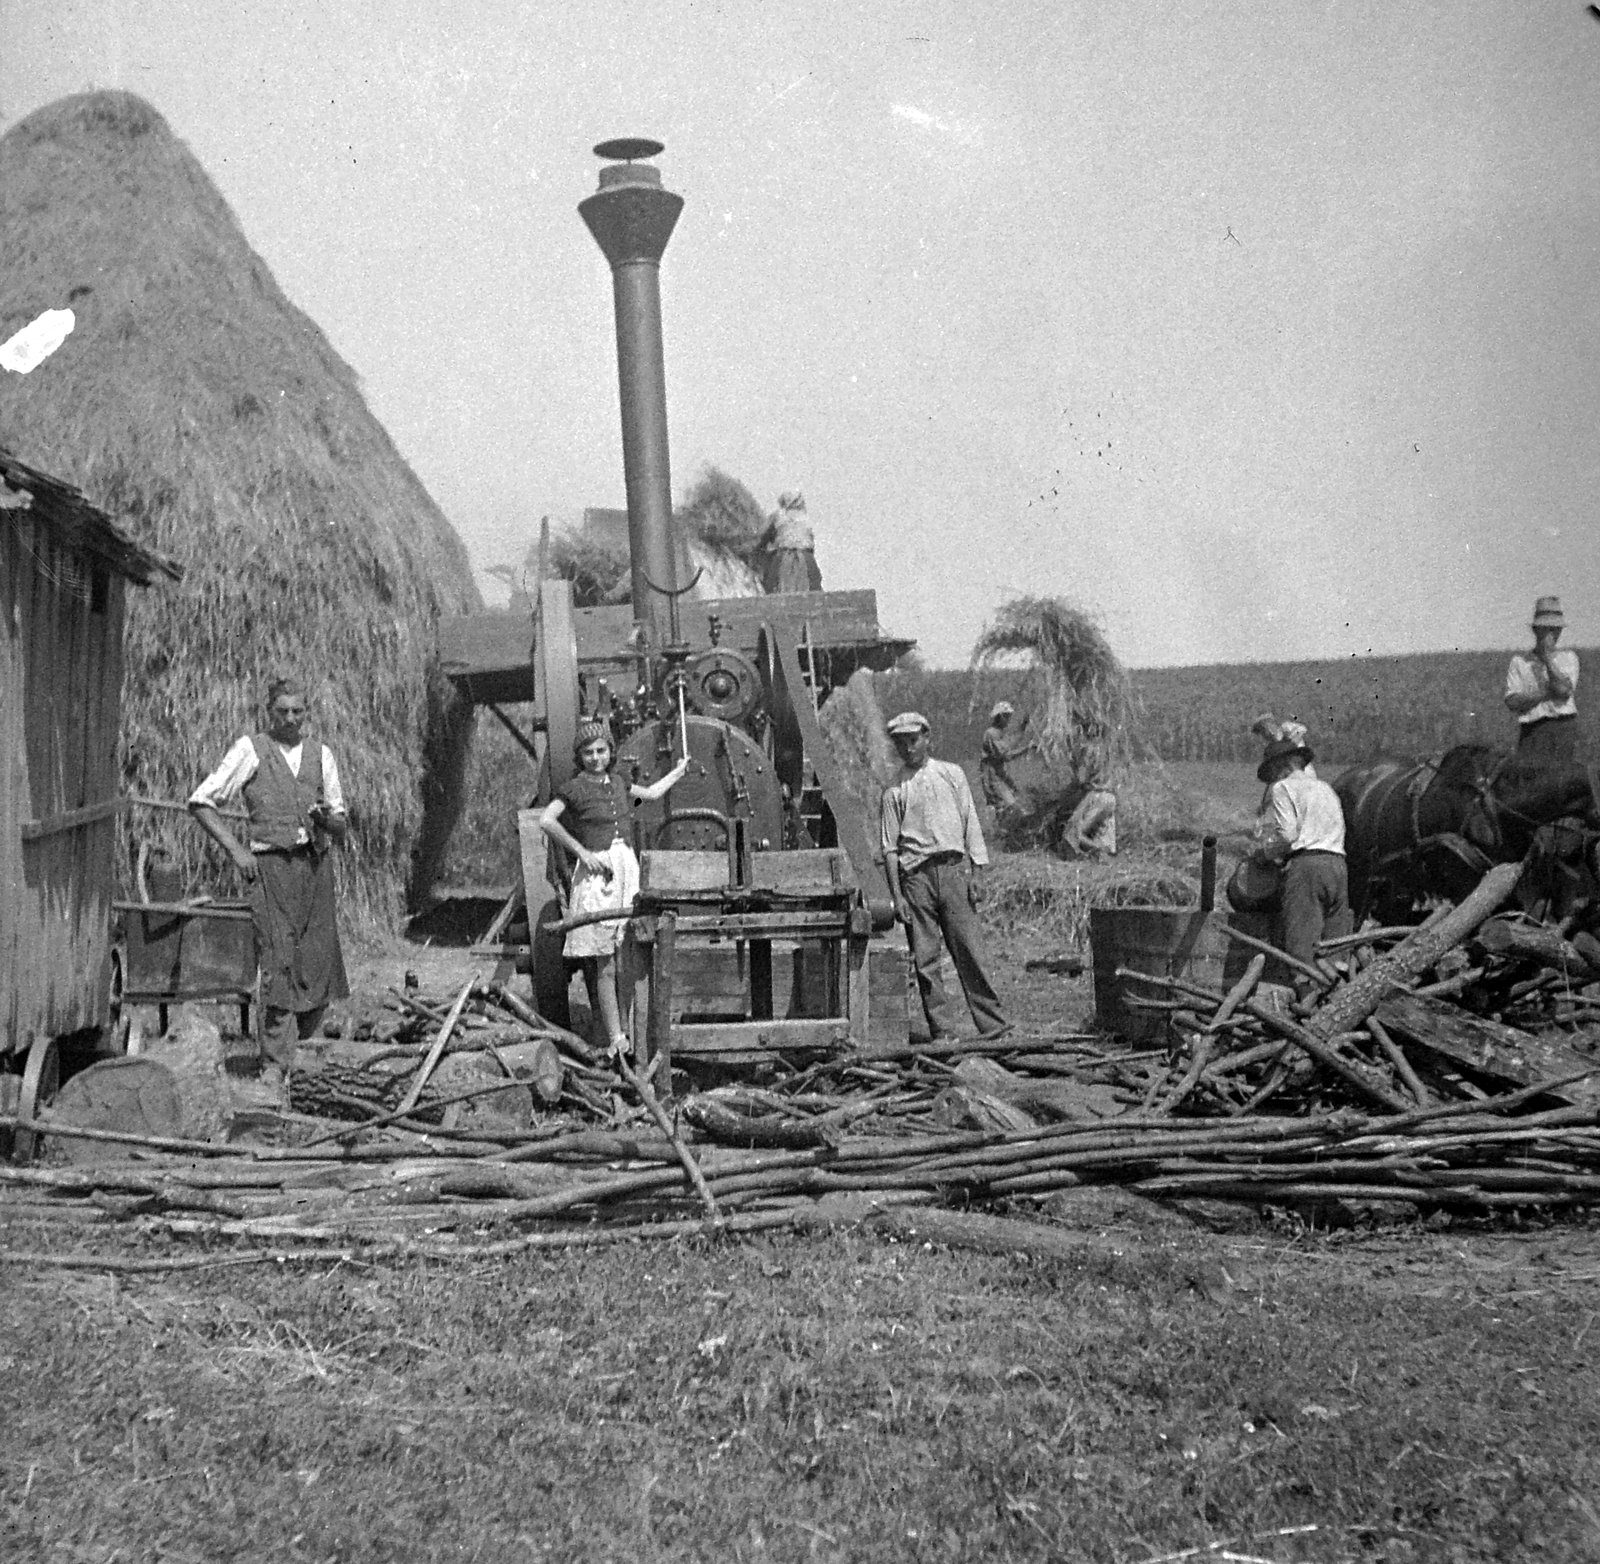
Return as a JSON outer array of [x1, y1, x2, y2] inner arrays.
[[0, 446, 183, 586]]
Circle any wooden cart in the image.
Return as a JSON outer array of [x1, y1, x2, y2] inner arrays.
[[113, 900, 261, 1050]]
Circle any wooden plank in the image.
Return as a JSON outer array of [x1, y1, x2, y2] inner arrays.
[[19, 796, 125, 840], [748, 848, 854, 896], [847, 935, 870, 1041], [0, 510, 20, 1053], [640, 850, 727, 894], [669, 910, 848, 938], [1376, 993, 1600, 1107], [670, 1018, 852, 1057], [438, 590, 895, 694]]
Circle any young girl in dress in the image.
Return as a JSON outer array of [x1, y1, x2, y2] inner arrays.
[[538, 719, 690, 1055]]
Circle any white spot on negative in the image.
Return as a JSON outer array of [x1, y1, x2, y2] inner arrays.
[[0, 309, 76, 374]]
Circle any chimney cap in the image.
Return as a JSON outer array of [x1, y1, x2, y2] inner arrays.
[[594, 137, 664, 163]]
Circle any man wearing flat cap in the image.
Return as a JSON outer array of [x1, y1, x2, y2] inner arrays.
[[1505, 597, 1580, 763], [1251, 730, 1350, 1000], [978, 700, 1033, 825], [881, 712, 1010, 1039]]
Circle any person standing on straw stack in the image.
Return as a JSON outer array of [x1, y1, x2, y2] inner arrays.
[[881, 711, 1011, 1040], [538, 718, 690, 1057], [189, 674, 349, 1085]]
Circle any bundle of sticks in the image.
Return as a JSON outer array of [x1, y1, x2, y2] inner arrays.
[[1117, 858, 1600, 1120]]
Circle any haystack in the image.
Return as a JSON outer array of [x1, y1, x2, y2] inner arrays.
[[970, 596, 1141, 848], [0, 92, 480, 923]]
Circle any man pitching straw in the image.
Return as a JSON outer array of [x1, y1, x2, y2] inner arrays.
[[1504, 596, 1580, 763], [880, 711, 1010, 1040], [978, 700, 1033, 824], [190, 674, 349, 1082]]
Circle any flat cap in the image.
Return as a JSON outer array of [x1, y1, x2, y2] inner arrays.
[[886, 710, 930, 736], [990, 700, 1014, 720]]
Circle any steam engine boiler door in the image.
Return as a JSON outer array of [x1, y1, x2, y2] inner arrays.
[[682, 648, 762, 725], [618, 716, 784, 853]]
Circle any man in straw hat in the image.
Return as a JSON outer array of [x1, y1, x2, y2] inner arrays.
[[1504, 596, 1580, 763], [978, 700, 1034, 824], [881, 711, 1010, 1039], [190, 674, 349, 1085], [1250, 731, 1351, 1001]]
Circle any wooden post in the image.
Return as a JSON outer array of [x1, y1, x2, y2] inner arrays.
[[750, 939, 774, 1021], [649, 911, 677, 1093], [846, 906, 871, 1043]]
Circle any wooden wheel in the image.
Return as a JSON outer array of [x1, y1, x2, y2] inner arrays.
[[105, 944, 130, 1055], [15, 1034, 60, 1163], [531, 896, 572, 1029]]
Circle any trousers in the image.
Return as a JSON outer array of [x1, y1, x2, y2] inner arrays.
[[1278, 851, 1351, 985], [1518, 715, 1579, 764], [902, 855, 1007, 1038]]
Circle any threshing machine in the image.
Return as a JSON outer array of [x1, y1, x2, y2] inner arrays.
[[439, 139, 913, 1077]]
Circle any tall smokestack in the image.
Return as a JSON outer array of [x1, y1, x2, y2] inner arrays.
[[579, 137, 683, 653]]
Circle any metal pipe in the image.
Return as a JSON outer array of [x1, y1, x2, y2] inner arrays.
[[579, 139, 683, 654]]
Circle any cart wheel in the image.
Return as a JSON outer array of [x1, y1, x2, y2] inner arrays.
[[531, 896, 571, 1030], [15, 1034, 60, 1163], [106, 944, 130, 1056]]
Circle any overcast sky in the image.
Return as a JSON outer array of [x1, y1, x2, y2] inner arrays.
[[4, 1, 1598, 668]]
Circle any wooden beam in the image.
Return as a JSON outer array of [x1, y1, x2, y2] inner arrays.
[[670, 1018, 851, 1057], [485, 703, 545, 762], [19, 796, 124, 841]]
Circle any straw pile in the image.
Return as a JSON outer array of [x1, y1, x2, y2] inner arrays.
[[544, 464, 768, 607], [0, 93, 480, 923], [816, 667, 900, 834], [970, 596, 1141, 849]]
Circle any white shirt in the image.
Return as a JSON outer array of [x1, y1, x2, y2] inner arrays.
[[1504, 649, 1579, 725], [1264, 770, 1345, 857], [881, 758, 989, 870], [190, 736, 344, 850]]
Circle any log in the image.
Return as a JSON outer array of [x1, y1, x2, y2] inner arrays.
[[1309, 860, 1523, 1041], [1374, 993, 1600, 1108], [1475, 917, 1598, 977], [681, 1097, 842, 1150], [483, 982, 602, 1066]]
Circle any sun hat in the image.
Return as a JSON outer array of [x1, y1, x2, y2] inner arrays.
[[990, 700, 1015, 720], [886, 711, 930, 737], [1257, 735, 1314, 783], [1532, 596, 1565, 630]]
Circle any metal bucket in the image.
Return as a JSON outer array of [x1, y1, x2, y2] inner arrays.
[[1089, 906, 1233, 1043]]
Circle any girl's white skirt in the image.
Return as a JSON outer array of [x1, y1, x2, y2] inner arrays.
[[563, 838, 640, 958]]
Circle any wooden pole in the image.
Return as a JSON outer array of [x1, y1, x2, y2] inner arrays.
[[1309, 860, 1523, 1041], [396, 978, 476, 1117]]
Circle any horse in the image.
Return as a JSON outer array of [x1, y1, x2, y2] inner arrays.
[[1333, 744, 1600, 925]]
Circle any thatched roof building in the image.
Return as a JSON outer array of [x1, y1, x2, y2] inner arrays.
[[0, 91, 480, 923]]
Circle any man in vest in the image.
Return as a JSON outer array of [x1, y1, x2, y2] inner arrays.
[[190, 674, 349, 1081]]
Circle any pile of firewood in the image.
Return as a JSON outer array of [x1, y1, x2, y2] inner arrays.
[[4, 855, 1600, 1263], [1119, 859, 1599, 1121]]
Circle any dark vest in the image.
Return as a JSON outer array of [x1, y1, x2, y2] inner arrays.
[[243, 734, 325, 851]]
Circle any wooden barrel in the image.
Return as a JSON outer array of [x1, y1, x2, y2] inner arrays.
[[1089, 907, 1232, 1043]]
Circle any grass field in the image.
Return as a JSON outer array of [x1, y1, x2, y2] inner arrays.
[[5, 1216, 1599, 1562]]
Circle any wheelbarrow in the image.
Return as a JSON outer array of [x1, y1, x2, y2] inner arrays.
[[112, 900, 261, 1052]]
